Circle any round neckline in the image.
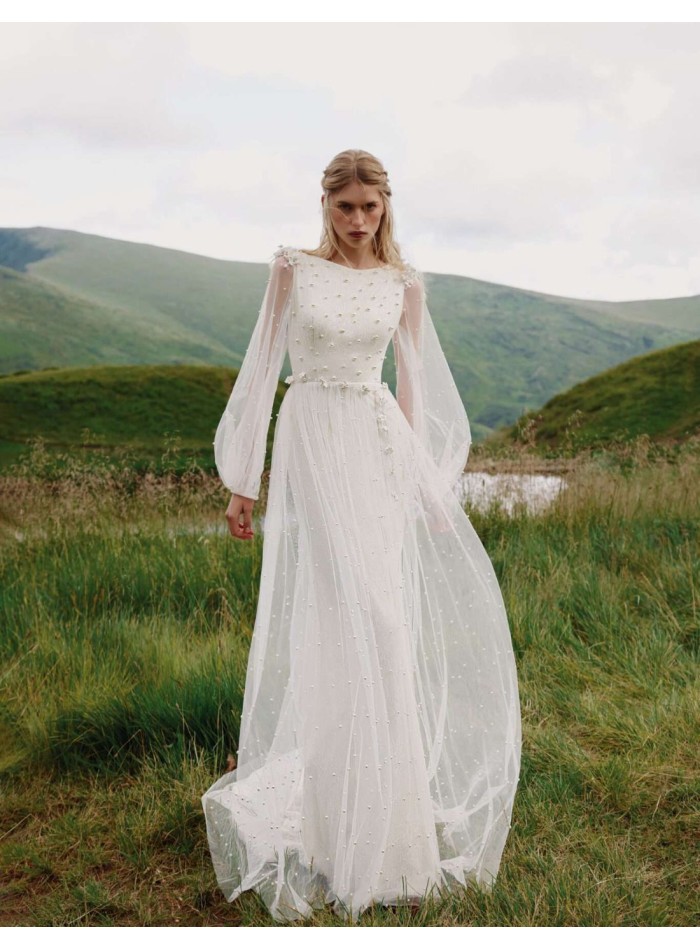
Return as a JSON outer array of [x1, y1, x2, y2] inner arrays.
[[298, 250, 393, 273]]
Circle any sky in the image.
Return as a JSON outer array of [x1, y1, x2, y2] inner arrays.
[[1, 18, 699, 302]]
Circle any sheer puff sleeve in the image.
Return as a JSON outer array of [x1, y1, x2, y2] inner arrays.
[[213, 247, 294, 500], [392, 265, 471, 498]]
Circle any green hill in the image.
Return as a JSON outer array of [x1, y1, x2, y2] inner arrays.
[[492, 338, 700, 451], [0, 364, 287, 471], [1, 226, 698, 439], [0, 264, 225, 370]]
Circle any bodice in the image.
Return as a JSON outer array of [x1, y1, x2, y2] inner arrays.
[[276, 247, 416, 389]]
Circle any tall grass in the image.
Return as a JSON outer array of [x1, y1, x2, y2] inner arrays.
[[0, 438, 698, 925]]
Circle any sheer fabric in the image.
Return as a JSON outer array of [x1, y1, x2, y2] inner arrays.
[[213, 253, 293, 500], [393, 273, 472, 497], [202, 246, 522, 922]]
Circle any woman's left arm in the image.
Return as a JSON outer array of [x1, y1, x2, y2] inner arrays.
[[392, 267, 472, 495]]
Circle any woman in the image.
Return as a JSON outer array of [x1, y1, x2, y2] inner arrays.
[[202, 149, 522, 922]]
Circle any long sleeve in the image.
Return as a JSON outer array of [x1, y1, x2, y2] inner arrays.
[[392, 267, 471, 497], [213, 251, 294, 499]]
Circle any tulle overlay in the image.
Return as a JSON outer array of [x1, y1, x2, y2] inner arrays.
[[203, 247, 521, 921]]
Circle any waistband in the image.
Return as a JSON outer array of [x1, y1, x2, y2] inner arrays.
[[284, 374, 389, 392]]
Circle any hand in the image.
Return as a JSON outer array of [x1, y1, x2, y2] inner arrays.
[[425, 500, 451, 535], [418, 482, 452, 535], [225, 493, 255, 540]]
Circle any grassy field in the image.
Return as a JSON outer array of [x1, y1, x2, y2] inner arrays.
[[0, 438, 698, 926], [0, 364, 288, 472]]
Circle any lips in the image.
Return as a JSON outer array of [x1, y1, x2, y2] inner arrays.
[[349, 231, 366, 237]]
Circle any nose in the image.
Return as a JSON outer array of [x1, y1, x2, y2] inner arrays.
[[350, 208, 365, 227]]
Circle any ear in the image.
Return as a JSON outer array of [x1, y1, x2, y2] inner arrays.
[[321, 194, 325, 207]]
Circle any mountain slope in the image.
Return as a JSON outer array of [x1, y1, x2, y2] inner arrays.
[[492, 338, 700, 450], [1, 226, 697, 439]]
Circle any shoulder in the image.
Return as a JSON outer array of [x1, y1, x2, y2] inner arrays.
[[393, 256, 421, 288], [270, 245, 302, 270]]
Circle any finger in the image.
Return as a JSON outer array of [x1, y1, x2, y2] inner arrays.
[[235, 517, 251, 539], [226, 510, 245, 539], [227, 510, 253, 539]]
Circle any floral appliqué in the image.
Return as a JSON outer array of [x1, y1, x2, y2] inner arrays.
[[401, 262, 420, 288], [273, 245, 300, 268]]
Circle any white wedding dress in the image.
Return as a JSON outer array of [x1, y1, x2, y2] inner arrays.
[[201, 245, 522, 922]]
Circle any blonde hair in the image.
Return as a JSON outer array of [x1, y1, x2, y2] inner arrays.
[[302, 149, 408, 273]]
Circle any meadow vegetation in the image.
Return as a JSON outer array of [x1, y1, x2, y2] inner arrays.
[[0, 435, 698, 925]]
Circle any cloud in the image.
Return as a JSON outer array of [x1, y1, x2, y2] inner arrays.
[[465, 53, 610, 105], [0, 21, 698, 299], [0, 23, 197, 146]]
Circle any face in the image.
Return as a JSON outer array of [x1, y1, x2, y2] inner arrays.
[[323, 181, 385, 254]]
